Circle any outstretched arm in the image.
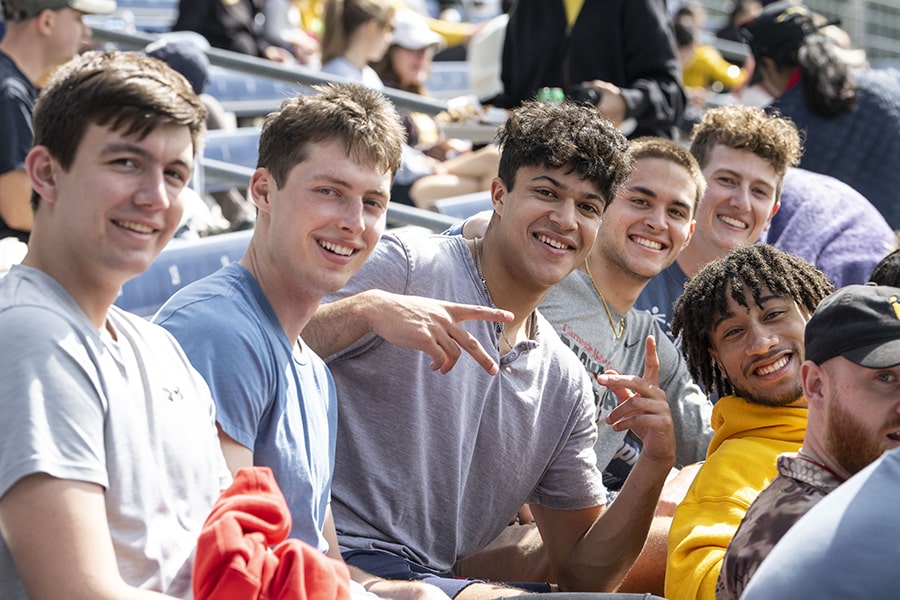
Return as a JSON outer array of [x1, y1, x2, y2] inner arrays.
[[304, 289, 513, 375], [534, 336, 676, 592], [0, 474, 179, 599]]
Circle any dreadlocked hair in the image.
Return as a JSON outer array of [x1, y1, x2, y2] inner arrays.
[[671, 244, 834, 398]]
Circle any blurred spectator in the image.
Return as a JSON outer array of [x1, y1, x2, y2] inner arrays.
[[742, 1, 900, 229], [491, 0, 685, 139], [173, 0, 295, 63], [144, 38, 257, 233], [674, 20, 746, 94], [264, 0, 323, 65], [716, 0, 762, 45], [371, 9, 498, 208], [320, 0, 394, 88], [0, 0, 115, 244]]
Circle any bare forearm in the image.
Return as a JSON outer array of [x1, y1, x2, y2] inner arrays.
[[563, 456, 671, 591], [303, 290, 381, 357]]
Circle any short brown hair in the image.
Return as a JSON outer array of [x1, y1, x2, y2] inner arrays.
[[629, 136, 706, 215], [30, 50, 207, 208], [257, 83, 405, 188]]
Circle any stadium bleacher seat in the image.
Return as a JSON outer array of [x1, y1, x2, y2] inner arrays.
[[115, 230, 252, 318], [205, 65, 305, 119], [433, 190, 491, 220], [198, 127, 261, 193], [425, 61, 471, 99]]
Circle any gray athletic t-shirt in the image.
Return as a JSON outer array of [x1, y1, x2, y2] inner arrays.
[[323, 232, 607, 572], [0, 265, 230, 599], [541, 269, 712, 483]]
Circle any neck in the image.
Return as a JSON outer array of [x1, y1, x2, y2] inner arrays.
[[0, 29, 53, 86], [675, 238, 721, 278], [471, 236, 541, 334], [583, 250, 644, 314], [343, 36, 373, 70], [240, 239, 319, 344]]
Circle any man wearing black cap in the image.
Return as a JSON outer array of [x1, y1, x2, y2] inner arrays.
[[717, 283, 900, 599], [0, 0, 115, 244]]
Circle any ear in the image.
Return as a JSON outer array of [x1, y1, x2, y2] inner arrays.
[[762, 200, 780, 232], [25, 146, 60, 205], [801, 360, 826, 409], [489, 177, 507, 217], [682, 219, 697, 251], [249, 168, 273, 215], [35, 8, 56, 36], [708, 346, 721, 373]]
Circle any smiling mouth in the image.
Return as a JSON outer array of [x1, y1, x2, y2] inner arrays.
[[537, 234, 571, 250], [719, 215, 748, 229], [114, 220, 154, 234], [319, 240, 354, 256], [631, 236, 664, 251], [755, 355, 790, 376]]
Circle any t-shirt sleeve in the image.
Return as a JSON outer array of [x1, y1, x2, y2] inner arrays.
[[0, 308, 109, 498], [0, 81, 36, 174], [530, 367, 607, 509], [157, 303, 271, 453]]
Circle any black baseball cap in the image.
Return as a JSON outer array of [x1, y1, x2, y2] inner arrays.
[[805, 284, 900, 368], [740, 1, 838, 63]]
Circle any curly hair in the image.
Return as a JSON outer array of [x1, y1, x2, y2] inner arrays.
[[689, 105, 802, 197], [496, 100, 632, 208], [796, 34, 858, 117], [672, 244, 834, 397]]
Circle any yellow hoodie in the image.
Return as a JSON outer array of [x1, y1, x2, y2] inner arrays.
[[664, 395, 807, 600]]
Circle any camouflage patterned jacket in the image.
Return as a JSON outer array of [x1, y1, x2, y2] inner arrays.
[[716, 453, 844, 599]]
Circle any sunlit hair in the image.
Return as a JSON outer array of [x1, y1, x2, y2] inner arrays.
[[672, 244, 833, 397], [689, 104, 802, 198], [496, 100, 632, 208], [30, 49, 207, 208], [257, 83, 405, 188], [321, 0, 395, 65], [628, 136, 706, 215]]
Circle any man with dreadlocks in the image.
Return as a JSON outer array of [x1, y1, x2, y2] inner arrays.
[[663, 243, 833, 600]]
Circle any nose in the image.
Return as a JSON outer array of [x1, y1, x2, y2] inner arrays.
[[134, 170, 170, 210], [745, 322, 778, 357], [729, 184, 752, 212], [644, 206, 667, 230], [549, 198, 578, 231], [339, 197, 366, 234]]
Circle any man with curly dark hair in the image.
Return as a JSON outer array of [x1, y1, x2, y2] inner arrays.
[[663, 243, 833, 600], [304, 100, 677, 598]]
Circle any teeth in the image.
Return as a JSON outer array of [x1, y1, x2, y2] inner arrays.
[[320, 240, 354, 256], [538, 234, 568, 250], [719, 215, 747, 229], [632, 236, 663, 250], [116, 220, 153, 234], [756, 355, 789, 376]]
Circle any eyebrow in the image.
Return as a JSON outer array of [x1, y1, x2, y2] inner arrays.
[[712, 293, 784, 329], [101, 141, 192, 170], [316, 173, 390, 199], [629, 184, 693, 212], [530, 174, 605, 203], [712, 168, 775, 191]]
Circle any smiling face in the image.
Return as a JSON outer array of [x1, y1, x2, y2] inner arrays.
[[693, 144, 780, 257], [28, 122, 193, 288], [708, 284, 809, 407], [812, 357, 900, 475], [490, 164, 606, 292], [594, 156, 697, 281], [249, 138, 392, 301]]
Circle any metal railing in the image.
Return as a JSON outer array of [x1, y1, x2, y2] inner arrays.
[[89, 25, 450, 116]]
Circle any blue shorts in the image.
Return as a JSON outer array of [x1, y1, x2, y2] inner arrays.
[[343, 549, 553, 598]]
